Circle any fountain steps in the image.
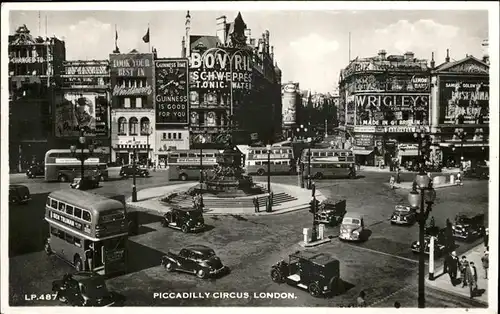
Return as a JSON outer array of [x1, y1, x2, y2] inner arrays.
[[167, 192, 297, 208]]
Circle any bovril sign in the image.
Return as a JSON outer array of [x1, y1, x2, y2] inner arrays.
[[283, 83, 297, 93], [411, 76, 429, 90]]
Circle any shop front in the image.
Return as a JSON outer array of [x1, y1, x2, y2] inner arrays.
[[114, 144, 150, 166]]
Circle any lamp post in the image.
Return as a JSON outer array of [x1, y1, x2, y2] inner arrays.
[[307, 137, 313, 189], [131, 137, 138, 202], [454, 129, 467, 170], [70, 128, 94, 184], [266, 143, 272, 193], [145, 126, 153, 169], [296, 124, 308, 140], [311, 182, 318, 242], [199, 135, 207, 184], [407, 130, 437, 308]]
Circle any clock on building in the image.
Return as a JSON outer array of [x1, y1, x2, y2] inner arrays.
[[157, 67, 187, 96]]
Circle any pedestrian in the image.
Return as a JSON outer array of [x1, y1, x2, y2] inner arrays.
[[483, 227, 489, 248], [466, 261, 478, 298], [199, 193, 204, 211], [447, 251, 459, 285], [429, 216, 436, 229], [481, 250, 489, 279], [460, 257, 468, 287], [357, 290, 367, 307], [85, 244, 94, 272], [396, 168, 401, 184], [253, 197, 260, 213], [389, 175, 395, 189]]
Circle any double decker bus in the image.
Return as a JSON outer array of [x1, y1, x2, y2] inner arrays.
[[44, 189, 128, 275], [299, 148, 356, 179], [44, 149, 109, 182], [244, 146, 295, 175], [165, 149, 220, 181]]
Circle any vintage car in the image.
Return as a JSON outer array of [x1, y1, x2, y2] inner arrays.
[[161, 245, 229, 279], [315, 198, 346, 226], [26, 164, 45, 178], [9, 184, 31, 204], [161, 207, 205, 233], [52, 272, 120, 306], [119, 165, 149, 178], [452, 212, 485, 241], [411, 227, 447, 255], [270, 250, 344, 297], [390, 205, 417, 225], [70, 175, 100, 190], [339, 213, 365, 241]]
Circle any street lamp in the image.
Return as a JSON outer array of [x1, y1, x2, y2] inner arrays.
[[70, 128, 94, 183], [266, 143, 272, 193], [296, 124, 308, 140], [199, 135, 207, 184], [131, 137, 139, 202], [407, 130, 437, 308], [311, 182, 318, 242], [454, 129, 467, 170], [144, 126, 154, 168], [307, 137, 313, 189]]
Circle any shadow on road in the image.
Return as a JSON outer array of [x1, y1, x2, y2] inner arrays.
[[126, 240, 166, 274]]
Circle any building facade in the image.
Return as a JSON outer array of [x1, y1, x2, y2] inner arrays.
[[53, 60, 111, 159], [8, 24, 66, 171], [109, 51, 155, 164], [182, 12, 282, 147], [339, 50, 431, 167]]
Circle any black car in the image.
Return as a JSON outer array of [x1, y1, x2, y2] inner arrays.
[[26, 164, 44, 178], [161, 207, 205, 233], [270, 251, 344, 297], [452, 212, 485, 241], [411, 227, 447, 255], [9, 184, 31, 204], [315, 198, 347, 226], [119, 165, 149, 178], [52, 272, 120, 306], [161, 245, 229, 279], [70, 175, 100, 190], [390, 205, 417, 225]]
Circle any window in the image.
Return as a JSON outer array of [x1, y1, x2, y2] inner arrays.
[[131, 97, 137, 108], [66, 205, 74, 216], [168, 133, 172, 139], [46, 197, 51, 206], [178, 133, 182, 139], [57, 230, 65, 239], [206, 153, 214, 157], [188, 153, 196, 157], [65, 234, 74, 244], [255, 150, 262, 154], [162, 133, 167, 140], [129, 117, 138, 135], [50, 226, 59, 236], [51, 199, 58, 209], [74, 238, 82, 248], [179, 153, 187, 157], [173, 133, 177, 140], [140, 117, 150, 135], [124, 98, 131, 108], [136, 97, 142, 108], [118, 117, 127, 135], [82, 210, 91, 222], [74, 207, 82, 219], [58, 202, 66, 212]]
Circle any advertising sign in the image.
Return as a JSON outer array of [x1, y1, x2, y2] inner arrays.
[[155, 59, 189, 125], [54, 92, 109, 137], [282, 83, 298, 126], [109, 53, 154, 102], [439, 80, 489, 125], [341, 59, 428, 79], [189, 48, 253, 91], [354, 134, 374, 147], [355, 94, 429, 111]]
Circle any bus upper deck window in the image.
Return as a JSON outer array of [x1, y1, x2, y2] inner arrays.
[[188, 153, 196, 157], [66, 205, 74, 216], [327, 152, 333, 157], [58, 202, 66, 212], [74, 207, 82, 219], [51, 199, 58, 209], [46, 197, 51, 206], [74, 238, 82, 247], [180, 153, 187, 157], [82, 210, 91, 222]]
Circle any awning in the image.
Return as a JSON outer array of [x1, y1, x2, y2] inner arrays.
[[439, 142, 489, 148], [353, 149, 374, 155], [399, 150, 419, 156]]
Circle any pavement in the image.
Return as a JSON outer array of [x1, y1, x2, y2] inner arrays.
[[426, 243, 489, 305], [126, 180, 326, 216], [359, 166, 461, 174], [388, 181, 459, 190]]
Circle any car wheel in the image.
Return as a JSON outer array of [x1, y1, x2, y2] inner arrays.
[[308, 282, 321, 297], [270, 269, 284, 283], [179, 174, 188, 181], [196, 269, 208, 279], [74, 257, 83, 272], [256, 168, 265, 176], [165, 262, 174, 272], [59, 175, 68, 182], [181, 224, 189, 233], [58, 293, 68, 303], [44, 243, 52, 255], [100, 175, 105, 182]]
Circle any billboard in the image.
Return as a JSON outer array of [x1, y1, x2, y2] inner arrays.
[[439, 79, 489, 125], [282, 83, 298, 126], [155, 59, 189, 125], [54, 92, 109, 137]]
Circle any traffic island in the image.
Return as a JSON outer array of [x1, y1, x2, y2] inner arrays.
[[299, 225, 332, 247], [388, 175, 461, 190]]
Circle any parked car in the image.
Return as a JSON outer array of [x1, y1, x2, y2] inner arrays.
[[52, 272, 120, 306], [26, 164, 44, 178], [339, 212, 366, 241], [270, 250, 344, 297], [411, 227, 447, 255], [9, 184, 31, 204], [464, 165, 489, 179], [452, 212, 485, 241], [161, 207, 205, 233], [315, 198, 346, 226], [119, 165, 149, 179], [390, 205, 417, 225], [161, 245, 229, 279], [70, 175, 100, 190]]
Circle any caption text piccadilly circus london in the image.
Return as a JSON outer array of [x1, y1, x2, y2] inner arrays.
[[152, 292, 298, 300]]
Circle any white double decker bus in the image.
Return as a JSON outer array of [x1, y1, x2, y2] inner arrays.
[[243, 146, 295, 176], [299, 148, 356, 179]]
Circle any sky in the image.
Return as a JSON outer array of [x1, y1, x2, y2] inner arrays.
[[8, 7, 489, 93]]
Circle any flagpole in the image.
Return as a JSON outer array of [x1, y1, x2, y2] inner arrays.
[[148, 23, 151, 52], [115, 24, 117, 51]]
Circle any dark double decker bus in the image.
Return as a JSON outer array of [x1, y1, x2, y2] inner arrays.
[[44, 189, 128, 275]]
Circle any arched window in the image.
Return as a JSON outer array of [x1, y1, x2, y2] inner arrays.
[[118, 117, 127, 135], [129, 117, 138, 135], [140, 117, 151, 135]]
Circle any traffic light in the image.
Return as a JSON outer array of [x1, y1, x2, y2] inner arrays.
[[309, 199, 320, 213], [420, 135, 432, 161]]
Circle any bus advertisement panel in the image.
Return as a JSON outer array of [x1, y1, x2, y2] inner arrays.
[[300, 148, 356, 179], [44, 189, 128, 275], [165, 149, 219, 181], [244, 146, 295, 175], [44, 149, 108, 182]]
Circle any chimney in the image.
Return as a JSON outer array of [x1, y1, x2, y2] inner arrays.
[[185, 11, 191, 57], [216, 15, 227, 45], [482, 39, 489, 64], [445, 49, 450, 63], [271, 46, 274, 60], [378, 49, 387, 60], [430, 52, 435, 68], [244, 29, 251, 45], [265, 30, 270, 53], [404, 51, 414, 60]]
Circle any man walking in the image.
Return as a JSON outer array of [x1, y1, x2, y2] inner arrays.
[[447, 251, 459, 285], [465, 261, 478, 299], [253, 197, 260, 213], [460, 256, 468, 287], [483, 227, 489, 248], [85, 243, 94, 272], [481, 250, 489, 279]]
